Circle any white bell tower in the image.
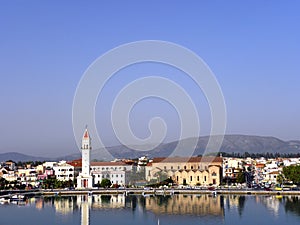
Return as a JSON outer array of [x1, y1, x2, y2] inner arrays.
[[81, 128, 91, 176], [77, 127, 93, 189]]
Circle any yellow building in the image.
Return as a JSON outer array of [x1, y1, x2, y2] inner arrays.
[[146, 156, 222, 186]]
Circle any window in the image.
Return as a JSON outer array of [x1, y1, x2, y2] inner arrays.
[[171, 166, 173, 170], [197, 176, 199, 181], [212, 172, 217, 176], [178, 166, 180, 169], [190, 176, 192, 181], [184, 166, 186, 170], [191, 166, 193, 169], [176, 176, 178, 181], [204, 176, 207, 181], [164, 166, 167, 170]]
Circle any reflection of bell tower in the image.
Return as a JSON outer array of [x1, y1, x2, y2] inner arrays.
[[78, 195, 91, 225], [81, 196, 90, 225], [77, 127, 93, 188]]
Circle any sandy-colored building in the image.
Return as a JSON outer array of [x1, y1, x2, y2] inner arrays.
[[146, 156, 222, 186], [175, 165, 221, 186]]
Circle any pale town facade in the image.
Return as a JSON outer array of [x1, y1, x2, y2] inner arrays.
[[146, 157, 223, 186]]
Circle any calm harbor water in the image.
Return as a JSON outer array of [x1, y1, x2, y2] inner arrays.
[[1, 194, 300, 225]]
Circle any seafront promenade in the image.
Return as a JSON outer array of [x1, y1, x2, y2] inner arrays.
[[35, 188, 300, 196], [2, 188, 300, 199], [41, 188, 300, 196]]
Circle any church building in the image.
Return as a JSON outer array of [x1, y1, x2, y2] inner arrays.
[[77, 127, 93, 188]]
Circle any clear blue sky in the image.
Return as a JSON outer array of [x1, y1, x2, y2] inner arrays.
[[0, 1, 299, 157]]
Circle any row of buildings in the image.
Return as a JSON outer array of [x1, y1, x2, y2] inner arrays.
[[1, 128, 300, 189]]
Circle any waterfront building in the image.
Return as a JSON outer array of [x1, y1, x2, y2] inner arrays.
[[77, 128, 93, 188], [0, 167, 17, 182], [146, 156, 222, 186], [222, 157, 244, 180], [4, 160, 16, 171], [52, 161, 74, 181], [91, 161, 132, 186], [174, 165, 221, 186], [253, 163, 265, 184], [17, 168, 39, 186], [70, 127, 135, 188], [263, 170, 281, 184]]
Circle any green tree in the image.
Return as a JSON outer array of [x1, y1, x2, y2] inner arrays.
[[127, 170, 145, 186], [277, 174, 285, 185], [100, 178, 111, 188], [283, 165, 300, 184], [236, 171, 245, 184]]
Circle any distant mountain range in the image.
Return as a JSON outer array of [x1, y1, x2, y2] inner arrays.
[[1, 135, 300, 162], [0, 152, 81, 163], [103, 134, 300, 159]]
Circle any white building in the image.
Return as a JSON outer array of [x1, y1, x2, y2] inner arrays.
[[53, 161, 74, 181], [77, 128, 93, 188], [91, 161, 132, 186]]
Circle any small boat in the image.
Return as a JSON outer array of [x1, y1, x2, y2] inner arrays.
[[210, 191, 217, 197], [154, 190, 165, 196], [0, 198, 10, 203], [10, 194, 25, 201], [142, 192, 153, 197]]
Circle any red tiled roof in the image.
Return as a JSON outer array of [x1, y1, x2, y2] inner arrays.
[[84, 130, 89, 138], [255, 164, 265, 168], [91, 161, 129, 166], [67, 159, 130, 167], [67, 159, 82, 168], [152, 156, 222, 163], [269, 171, 280, 174]]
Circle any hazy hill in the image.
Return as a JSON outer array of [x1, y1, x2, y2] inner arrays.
[[0, 152, 81, 163], [0, 152, 51, 162], [95, 135, 300, 159], [1, 135, 299, 162]]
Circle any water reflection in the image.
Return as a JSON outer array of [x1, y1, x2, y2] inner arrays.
[[284, 196, 300, 217], [13, 194, 300, 225], [223, 195, 247, 216], [257, 195, 281, 216], [145, 194, 224, 216]]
